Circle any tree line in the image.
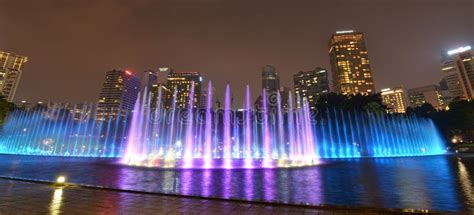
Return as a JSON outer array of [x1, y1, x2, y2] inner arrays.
[[0, 93, 471, 144]]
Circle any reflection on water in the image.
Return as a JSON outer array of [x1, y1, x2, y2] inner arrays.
[[0, 154, 473, 212], [458, 158, 474, 212], [49, 187, 63, 215], [243, 170, 254, 200]]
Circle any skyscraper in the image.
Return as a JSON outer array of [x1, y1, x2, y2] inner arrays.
[[438, 78, 452, 104], [329, 30, 375, 95], [257, 65, 281, 110], [143, 69, 158, 90], [293, 67, 329, 109], [97, 69, 140, 120], [262, 65, 280, 93], [407, 85, 444, 110], [441, 45, 474, 101], [279, 86, 290, 111], [165, 71, 202, 109], [380, 87, 407, 114], [0, 51, 28, 102], [144, 69, 165, 110]]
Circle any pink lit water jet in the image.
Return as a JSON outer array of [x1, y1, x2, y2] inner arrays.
[[120, 82, 445, 169]]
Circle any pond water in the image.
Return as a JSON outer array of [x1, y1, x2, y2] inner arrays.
[[0, 154, 472, 213]]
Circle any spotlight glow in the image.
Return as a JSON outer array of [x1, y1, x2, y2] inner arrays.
[[56, 176, 66, 184], [447, 46, 471, 55]]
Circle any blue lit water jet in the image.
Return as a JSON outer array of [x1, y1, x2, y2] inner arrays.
[[0, 84, 446, 167], [122, 83, 446, 168], [0, 104, 128, 157]]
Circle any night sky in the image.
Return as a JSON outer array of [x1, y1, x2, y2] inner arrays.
[[0, 0, 472, 104]]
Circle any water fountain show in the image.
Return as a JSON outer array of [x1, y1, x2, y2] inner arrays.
[[0, 103, 128, 157], [0, 81, 446, 169]]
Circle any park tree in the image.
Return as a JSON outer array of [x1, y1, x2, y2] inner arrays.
[[405, 103, 437, 118], [0, 96, 15, 125], [444, 100, 474, 142], [408, 100, 474, 143], [316, 92, 385, 113]]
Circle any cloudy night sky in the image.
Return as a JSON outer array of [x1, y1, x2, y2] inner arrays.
[[0, 0, 472, 103]]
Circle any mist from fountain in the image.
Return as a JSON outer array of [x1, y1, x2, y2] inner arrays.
[[121, 81, 446, 168], [0, 104, 128, 157]]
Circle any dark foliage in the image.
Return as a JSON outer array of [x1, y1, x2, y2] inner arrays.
[[407, 100, 474, 143], [0, 96, 15, 125], [315, 92, 385, 116]]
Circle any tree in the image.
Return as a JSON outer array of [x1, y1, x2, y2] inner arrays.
[[0, 96, 15, 125], [315, 93, 347, 110], [364, 102, 385, 114], [406, 103, 437, 118], [411, 100, 474, 143], [316, 92, 386, 113], [445, 100, 474, 142]]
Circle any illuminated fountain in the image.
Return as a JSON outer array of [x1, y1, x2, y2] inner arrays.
[[0, 104, 128, 157], [121, 81, 446, 168], [0, 81, 446, 168]]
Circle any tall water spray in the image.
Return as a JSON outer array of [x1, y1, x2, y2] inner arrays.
[[0, 104, 128, 157], [0, 84, 446, 167], [121, 84, 446, 168]]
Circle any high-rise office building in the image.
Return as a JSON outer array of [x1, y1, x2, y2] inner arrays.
[[259, 65, 281, 110], [143, 69, 162, 109], [150, 83, 172, 109], [143, 70, 158, 90], [199, 82, 216, 109], [441, 45, 474, 101], [262, 65, 280, 93], [165, 71, 202, 109], [293, 67, 330, 109], [0, 51, 28, 102], [329, 30, 375, 95], [279, 86, 290, 111], [97, 69, 140, 120], [438, 78, 452, 104], [71, 103, 93, 121], [407, 85, 444, 110], [380, 87, 407, 114]]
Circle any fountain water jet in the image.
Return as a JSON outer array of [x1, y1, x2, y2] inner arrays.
[[121, 83, 446, 168], [0, 103, 128, 157], [0, 84, 446, 168]]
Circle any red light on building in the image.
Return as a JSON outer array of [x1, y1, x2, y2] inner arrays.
[[125, 70, 132, 75]]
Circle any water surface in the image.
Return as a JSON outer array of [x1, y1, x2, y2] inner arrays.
[[0, 154, 473, 212]]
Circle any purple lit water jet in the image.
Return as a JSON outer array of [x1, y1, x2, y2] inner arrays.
[[120, 83, 446, 169]]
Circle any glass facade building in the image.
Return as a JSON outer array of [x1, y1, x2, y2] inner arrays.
[[329, 31, 375, 95]]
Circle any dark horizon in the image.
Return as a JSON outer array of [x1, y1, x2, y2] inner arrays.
[[0, 0, 472, 104]]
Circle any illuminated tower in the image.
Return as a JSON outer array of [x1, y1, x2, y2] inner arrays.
[[0, 51, 28, 102], [258, 65, 281, 110], [149, 67, 172, 109], [97, 69, 140, 120], [165, 71, 202, 109], [329, 30, 375, 95], [441, 45, 474, 101], [380, 87, 407, 113], [407, 85, 444, 110], [143, 69, 158, 90], [262, 65, 280, 93], [293, 67, 329, 109]]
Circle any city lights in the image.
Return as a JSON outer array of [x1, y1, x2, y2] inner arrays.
[[0, 1, 473, 214], [447, 45, 472, 55], [336, 30, 354, 34]]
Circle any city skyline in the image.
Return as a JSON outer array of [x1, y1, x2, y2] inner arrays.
[[0, 0, 472, 103], [0, 1, 473, 214]]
